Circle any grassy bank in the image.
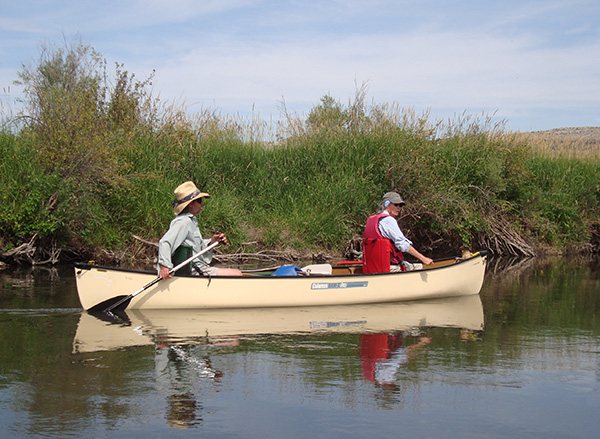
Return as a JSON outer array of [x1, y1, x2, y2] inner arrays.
[[1, 42, 599, 265]]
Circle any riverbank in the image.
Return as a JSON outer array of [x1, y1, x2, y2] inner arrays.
[[1, 121, 598, 268], [1, 42, 599, 267]]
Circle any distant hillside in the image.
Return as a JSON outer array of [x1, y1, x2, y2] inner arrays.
[[517, 127, 600, 157], [528, 126, 600, 145]]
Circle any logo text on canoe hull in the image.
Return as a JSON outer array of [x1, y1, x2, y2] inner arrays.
[[310, 281, 368, 290]]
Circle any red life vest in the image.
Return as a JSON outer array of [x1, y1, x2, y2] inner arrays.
[[362, 213, 405, 273]]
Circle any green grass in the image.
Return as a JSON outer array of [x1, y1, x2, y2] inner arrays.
[[3, 107, 598, 262], [1, 41, 599, 263]]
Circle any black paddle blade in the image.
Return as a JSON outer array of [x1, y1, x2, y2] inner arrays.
[[87, 307, 131, 325], [88, 295, 133, 314]]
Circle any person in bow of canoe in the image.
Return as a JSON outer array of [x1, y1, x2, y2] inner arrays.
[[362, 191, 433, 273], [157, 181, 243, 279]]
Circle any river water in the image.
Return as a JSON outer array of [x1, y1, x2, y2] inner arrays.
[[0, 257, 599, 438]]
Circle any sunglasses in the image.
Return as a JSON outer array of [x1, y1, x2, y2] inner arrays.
[[393, 203, 403, 207]]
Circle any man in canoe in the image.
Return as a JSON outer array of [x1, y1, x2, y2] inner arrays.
[[363, 191, 433, 273], [158, 181, 242, 279]]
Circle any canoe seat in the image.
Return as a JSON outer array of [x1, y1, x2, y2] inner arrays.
[[301, 264, 333, 275]]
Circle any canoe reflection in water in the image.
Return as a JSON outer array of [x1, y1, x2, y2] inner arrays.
[[74, 295, 484, 353], [74, 295, 484, 426]]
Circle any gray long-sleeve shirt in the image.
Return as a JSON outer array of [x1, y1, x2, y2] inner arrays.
[[377, 211, 413, 253], [157, 212, 213, 271]]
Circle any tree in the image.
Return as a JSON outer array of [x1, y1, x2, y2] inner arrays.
[[15, 37, 156, 185]]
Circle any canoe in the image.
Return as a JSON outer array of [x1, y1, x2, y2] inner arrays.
[[74, 250, 487, 310], [73, 294, 485, 353]]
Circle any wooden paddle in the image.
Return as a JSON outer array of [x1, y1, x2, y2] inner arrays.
[[89, 240, 222, 314]]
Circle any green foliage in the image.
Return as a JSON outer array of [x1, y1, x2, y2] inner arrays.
[[1, 40, 599, 262], [523, 157, 599, 244], [3, 39, 166, 252], [16, 40, 107, 178], [306, 94, 347, 131], [0, 133, 62, 244]]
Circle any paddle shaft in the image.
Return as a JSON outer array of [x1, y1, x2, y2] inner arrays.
[[103, 240, 221, 312]]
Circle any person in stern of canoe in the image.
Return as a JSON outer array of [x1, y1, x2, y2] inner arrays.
[[362, 191, 433, 273], [158, 181, 243, 279]]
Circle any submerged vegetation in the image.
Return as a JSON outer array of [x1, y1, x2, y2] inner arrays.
[[1, 40, 599, 266]]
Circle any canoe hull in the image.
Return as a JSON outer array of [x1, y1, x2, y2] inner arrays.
[[74, 252, 487, 310]]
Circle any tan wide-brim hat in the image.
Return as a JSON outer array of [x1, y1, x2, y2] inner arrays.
[[172, 181, 210, 215]]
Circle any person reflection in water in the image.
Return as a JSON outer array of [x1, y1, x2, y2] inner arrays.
[[155, 343, 226, 429], [167, 392, 199, 429], [359, 332, 431, 387]]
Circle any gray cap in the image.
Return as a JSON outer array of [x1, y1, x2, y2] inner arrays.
[[382, 191, 405, 206]]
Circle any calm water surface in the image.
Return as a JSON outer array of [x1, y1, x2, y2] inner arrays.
[[0, 257, 599, 438]]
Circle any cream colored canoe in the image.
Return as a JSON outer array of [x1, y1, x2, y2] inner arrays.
[[74, 251, 487, 310], [73, 294, 485, 353]]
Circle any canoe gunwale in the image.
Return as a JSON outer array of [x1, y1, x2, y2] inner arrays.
[[74, 250, 488, 279]]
